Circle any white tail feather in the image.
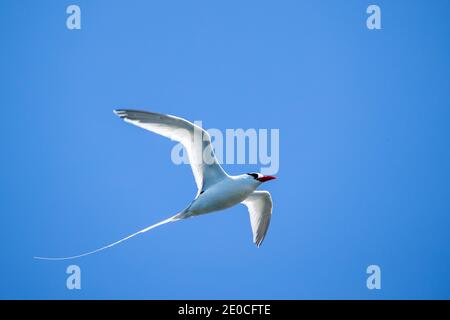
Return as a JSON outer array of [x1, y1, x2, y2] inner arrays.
[[34, 214, 182, 261]]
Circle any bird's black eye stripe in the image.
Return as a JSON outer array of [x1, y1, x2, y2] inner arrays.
[[247, 173, 259, 179]]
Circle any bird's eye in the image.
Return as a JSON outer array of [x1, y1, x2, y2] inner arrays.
[[247, 173, 259, 179]]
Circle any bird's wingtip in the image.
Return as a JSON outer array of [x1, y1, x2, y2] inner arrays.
[[254, 239, 265, 248], [113, 109, 127, 118]]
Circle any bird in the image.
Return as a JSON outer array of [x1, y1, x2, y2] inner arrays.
[[34, 110, 276, 260]]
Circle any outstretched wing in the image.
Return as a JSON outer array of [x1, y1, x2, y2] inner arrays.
[[114, 109, 228, 193], [242, 191, 273, 247]]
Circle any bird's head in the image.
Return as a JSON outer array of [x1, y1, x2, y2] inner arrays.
[[246, 172, 277, 184]]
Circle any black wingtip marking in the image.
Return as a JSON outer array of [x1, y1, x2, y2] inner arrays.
[[113, 109, 127, 119]]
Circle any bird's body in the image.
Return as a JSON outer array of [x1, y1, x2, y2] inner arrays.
[[184, 174, 259, 217], [35, 110, 276, 261]]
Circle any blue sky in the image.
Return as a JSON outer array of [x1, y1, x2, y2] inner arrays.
[[1, 0, 449, 299]]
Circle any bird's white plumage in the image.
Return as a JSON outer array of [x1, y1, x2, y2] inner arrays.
[[242, 191, 273, 247], [114, 110, 228, 194]]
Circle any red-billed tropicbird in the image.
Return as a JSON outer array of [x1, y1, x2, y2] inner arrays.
[[35, 110, 276, 260]]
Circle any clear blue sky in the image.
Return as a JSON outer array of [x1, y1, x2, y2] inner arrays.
[[1, 0, 449, 299]]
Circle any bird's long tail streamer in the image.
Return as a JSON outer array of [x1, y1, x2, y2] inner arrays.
[[34, 214, 183, 261]]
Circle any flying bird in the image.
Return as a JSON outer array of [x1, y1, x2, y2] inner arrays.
[[35, 110, 276, 260]]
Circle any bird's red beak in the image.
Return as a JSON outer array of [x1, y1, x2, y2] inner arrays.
[[257, 175, 277, 182]]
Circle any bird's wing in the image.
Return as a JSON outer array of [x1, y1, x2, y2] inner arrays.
[[114, 109, 228, 193], [242, 191, 273, 247]]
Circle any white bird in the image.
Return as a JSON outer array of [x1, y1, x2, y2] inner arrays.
[[35, 110, 276, 260]]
